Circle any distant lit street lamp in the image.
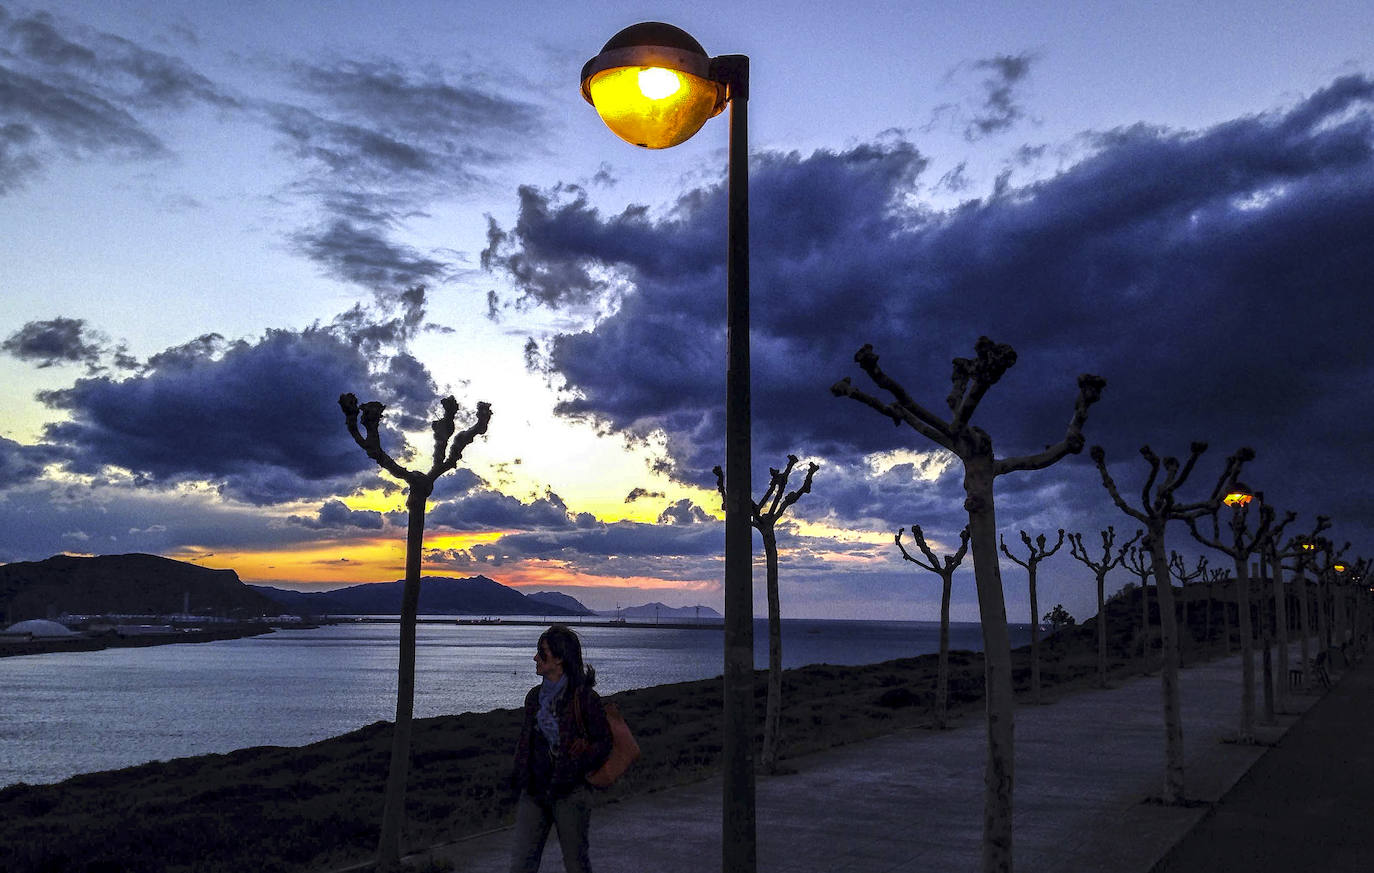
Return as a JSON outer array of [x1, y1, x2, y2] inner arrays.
[[582, 23, 756, 872]]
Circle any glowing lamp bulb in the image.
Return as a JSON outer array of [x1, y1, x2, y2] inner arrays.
[[586, 65, 723, 148], [638, 67, 681, 99], [1334, 563, 1347, 573], [1302, 543, 1315, 551], [1223, 491, 1253, 507]]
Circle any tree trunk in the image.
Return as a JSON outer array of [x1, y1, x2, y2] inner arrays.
[[1147, 530, 1185, 802], [760, 527, 783, 774], [1140, 579, 1151, 663], [1271, 557, 1289, 713], [1205, 580, 1214, 649], [1222, 578, 1234, 653], [936, 573, 952, 729], [1233, 557, 1255, 743], [1317, 574, 1331, 652], [1028, 566, 1041, 705], [376, 489, 429, 870], [1297, 572, 1312, 686], [963, 457, 1014, 873], [1096, 574, 1107, 688]]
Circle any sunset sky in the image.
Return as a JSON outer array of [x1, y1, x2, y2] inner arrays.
[[2, 1, 1372, 621]]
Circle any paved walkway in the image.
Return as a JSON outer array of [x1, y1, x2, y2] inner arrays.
[[385, 644, 1337, 873], [1153, 651, 1374, 873]]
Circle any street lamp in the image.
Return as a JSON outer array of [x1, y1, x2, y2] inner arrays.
[[582, 23, 756, 872]]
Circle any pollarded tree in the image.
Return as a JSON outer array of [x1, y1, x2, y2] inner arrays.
[[339, 392, 492, 871], [1090, 442, 1239, 802], [1185, 466, 1286, 744], [1281, 517, 1332, 685], [1067, 527, 1141, 688], [895, 524, 970, 729], [1256, 512, 1297, 719], [999, 529, 1064, 705], [1311, 536, 1351, 651], [1120, 543, 1155, 661], [715, 454, 819, 775], [833, 338, 1104, 873], [1168, 552, 1207, 665]]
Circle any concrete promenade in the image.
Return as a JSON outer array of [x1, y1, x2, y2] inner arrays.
[[401, 645, 1333, 873]]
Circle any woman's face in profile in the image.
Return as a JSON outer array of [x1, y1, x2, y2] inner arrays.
[[534, 642, 564, 679]]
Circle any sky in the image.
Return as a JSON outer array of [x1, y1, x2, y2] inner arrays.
[[2, 0, 1372, 622]]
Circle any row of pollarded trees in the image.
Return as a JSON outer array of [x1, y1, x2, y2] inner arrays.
[[832, 337, 1370, 873], [337, 338, 1368, 873]]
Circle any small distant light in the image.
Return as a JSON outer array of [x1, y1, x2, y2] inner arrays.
[[1223, 491, 1253, 507]]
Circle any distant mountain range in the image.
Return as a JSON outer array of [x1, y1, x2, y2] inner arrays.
[[251, 576, 595, 617], [0, 553, 280, 622], [0, 552, 718, 623], [606, 602, 722, 620]]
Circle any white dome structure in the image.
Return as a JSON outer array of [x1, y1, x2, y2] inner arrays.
[[4, 619, 79, 637]]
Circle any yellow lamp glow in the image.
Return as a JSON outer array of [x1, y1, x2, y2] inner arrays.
[[581, 22, 727, 150], [585, 65, 723, 148], [1334, 562, 1347, 573], [1301, 542, 1316, 551], [1223, 491, 1253, 507]]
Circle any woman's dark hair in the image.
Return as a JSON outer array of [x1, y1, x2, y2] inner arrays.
[[540, 625, 596, 689]]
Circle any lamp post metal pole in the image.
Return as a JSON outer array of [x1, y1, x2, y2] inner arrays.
[[715, 53, 756, 873]]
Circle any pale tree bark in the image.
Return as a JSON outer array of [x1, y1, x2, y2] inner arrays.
[[1090, 442, 1242, 802], [1272, 521, 1324, 699], [1257, 513, 1296, 716], [1120, 544, 1154, 665], [715, 455, 819, 775], [1186, 469, 1284, 745], [835, 338, 1104, 873], [1068, 528, 1141, 688], [1000, 530, 1064, 705], [339, 393, 492, 871], [896, 525, 971, 728], [1168, 552, 1207, 667], [1203, 566, 1227, 653]]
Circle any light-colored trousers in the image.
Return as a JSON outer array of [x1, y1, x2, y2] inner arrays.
[[508, 786, 593, 873]]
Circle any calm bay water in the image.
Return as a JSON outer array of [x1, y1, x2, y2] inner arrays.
[[0, 617, 1031, 788]]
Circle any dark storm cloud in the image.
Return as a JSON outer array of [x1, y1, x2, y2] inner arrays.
[[35, 327, 440, 504], [290, 499, 385, 531], [0, 434, 54, 484], [288, 60, 543, 165], [0, 478, 386, 563], [266, 58, 548, 291], [465, 519, 725, 580], [428, 488, 577, 531], [927, 52, 1038, 142], [485, 76, 1374, 544], [291, 219, 450, 290], [657, 499, 711, 525], [625, 487, 665, 503], [965, 53, 1037, 140], [0, 7, 232, 192], [2, 317, 104, 369]]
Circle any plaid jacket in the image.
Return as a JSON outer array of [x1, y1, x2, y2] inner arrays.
[[511, 682, 613, 800]]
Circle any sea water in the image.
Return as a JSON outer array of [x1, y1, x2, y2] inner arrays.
[[0, 617, 1031, 787]]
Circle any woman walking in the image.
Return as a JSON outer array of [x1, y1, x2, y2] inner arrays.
[[510, 625, 613, 872]]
